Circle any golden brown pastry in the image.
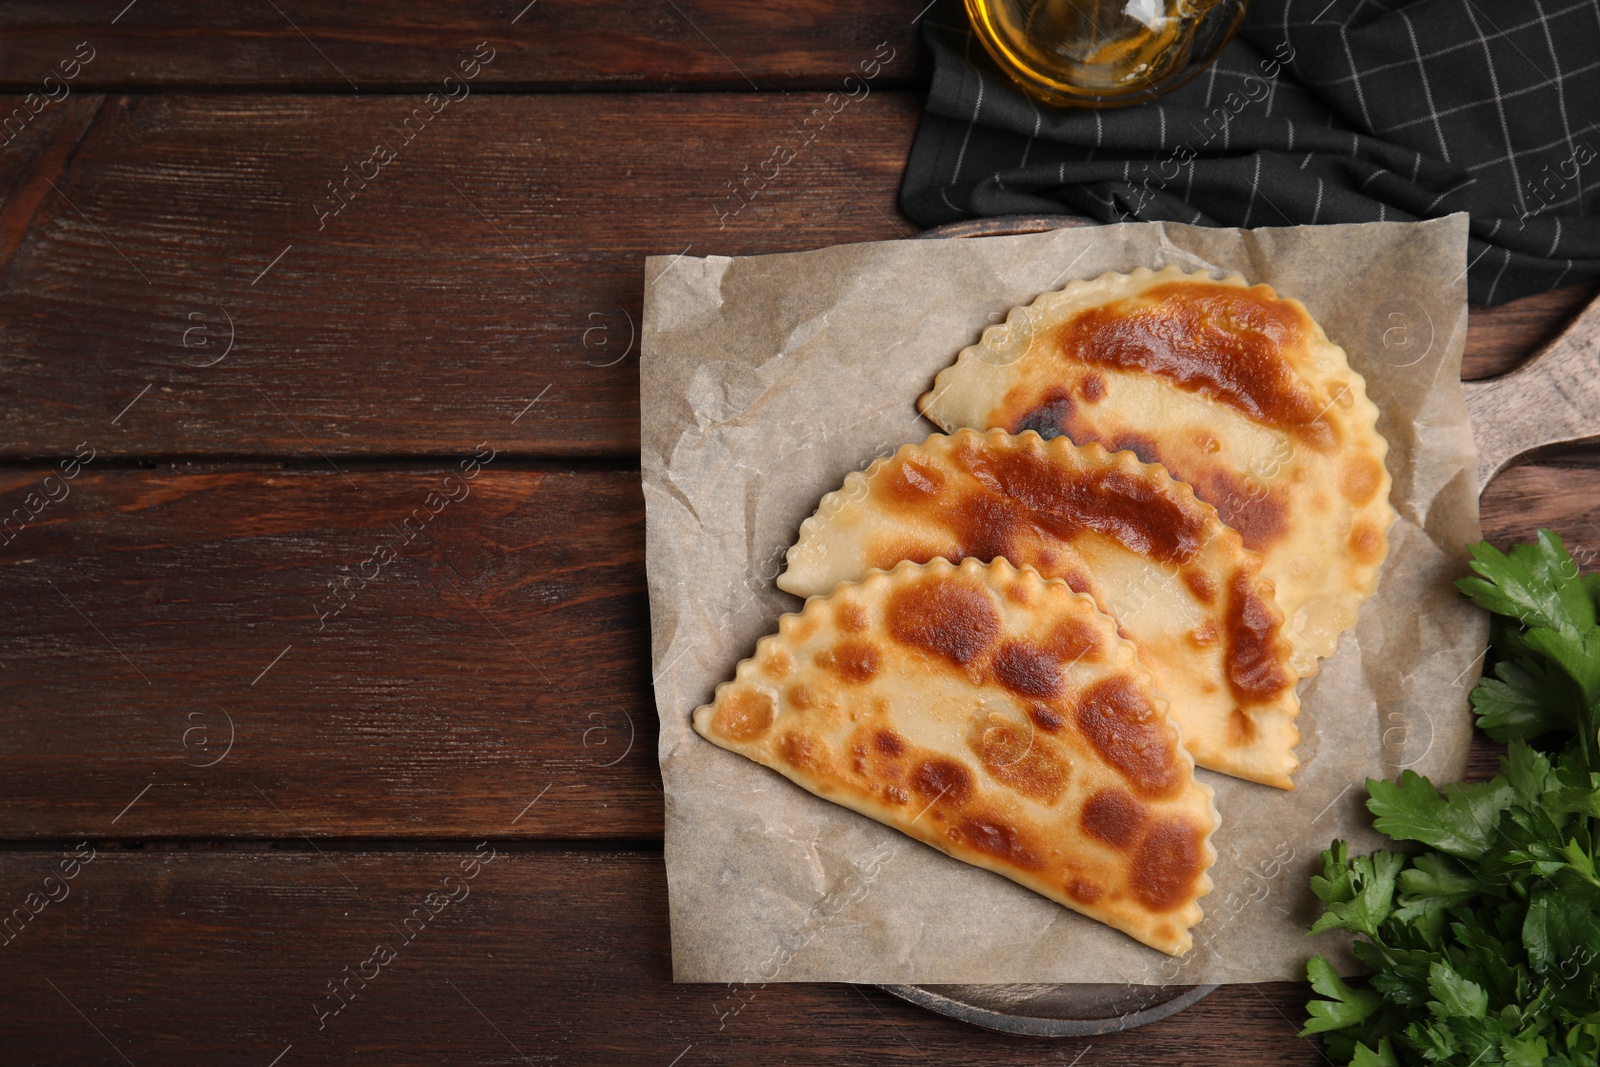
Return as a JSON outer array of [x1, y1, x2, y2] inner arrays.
[[695, 557, 1219, 955], [780, 429, 1300, 788], [919, 266, 1394, 676]]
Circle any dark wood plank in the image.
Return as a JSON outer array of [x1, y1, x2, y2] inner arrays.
[[3, 88, 1594, 461], [0, 92, 103, 266], [0, 2, 925, 91], [0, 91, 918, 459], [1463, 280, 1600, 380], [0, 468, 658, 839], [0, 457, 1594, 842], [1465, 734, 1506, 783], [0, 847, 1324, 1065], [1481, 463, 1600, 569]]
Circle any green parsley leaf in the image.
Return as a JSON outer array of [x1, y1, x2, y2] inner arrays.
[[1306, 532, 1600, 1065], [1456, 530, 1593, 637], [1396, 852, 1478, 902], [1524, 625, 1600, 704], [1425, 960, 1488, 1019], [1522, 885, 1600, 975], [1391, 854, 1481, 944], [1501, 740, 1554, 806], [1309, 847, 1404, 939], [1366, 771, 1512, 860], [1349, 1036, 1401, 1067], [1501, 1031, 1551, 1067], [1302, 956, 1384, 1036], [1471, 660, 1569, 741]]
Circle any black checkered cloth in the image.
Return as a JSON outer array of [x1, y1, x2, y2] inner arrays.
[[900, 0, 1600, 304]]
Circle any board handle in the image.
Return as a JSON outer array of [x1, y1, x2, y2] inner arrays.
[[1464, 293, 1600, 492]]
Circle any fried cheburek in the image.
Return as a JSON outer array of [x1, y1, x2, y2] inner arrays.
[[779, 429, 1300, 789], [694, 557, 1219, 955], [920, 266, 1395, 676]]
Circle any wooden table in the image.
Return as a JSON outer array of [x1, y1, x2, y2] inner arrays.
[[2, 5, 1596, 1063]]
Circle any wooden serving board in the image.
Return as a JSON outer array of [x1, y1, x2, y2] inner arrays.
[[884, 214, 1600, 1038], [1466, 295, 1600, 489]]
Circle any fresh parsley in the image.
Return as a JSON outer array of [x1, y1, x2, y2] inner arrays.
[[1303, 531, 1600, 1067]]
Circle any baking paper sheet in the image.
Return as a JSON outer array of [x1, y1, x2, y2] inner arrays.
[[643, 215, 1481, 984]]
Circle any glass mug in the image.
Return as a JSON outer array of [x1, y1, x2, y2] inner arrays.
[[965, 0, 1249, 107]]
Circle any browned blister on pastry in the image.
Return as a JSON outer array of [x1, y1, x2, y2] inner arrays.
[[780, 429, 1300, 789], [694, 557, 1219, 955], [919, 267, 1395, 677]]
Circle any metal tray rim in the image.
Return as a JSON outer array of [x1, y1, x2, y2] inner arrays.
[[879, 982, 1222, 1038]]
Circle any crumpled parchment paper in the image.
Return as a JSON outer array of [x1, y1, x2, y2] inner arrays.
[[643, 215, 1482, 984]]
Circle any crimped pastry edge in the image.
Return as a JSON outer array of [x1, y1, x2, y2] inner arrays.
[[778, 427, 1302, 788], [915, 265, 1397, 678], [695, 554, 1221, 955]]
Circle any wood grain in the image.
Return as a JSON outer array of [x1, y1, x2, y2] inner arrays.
[[0, 92, 104, 268], [0, 459, 1591, 842], [3, 14, 1590, 1062], [0, 2, 927, 91], [0, 848, 1324, 1065], [1465, 735, 1507, 783], [1481, 463, 1600, 567], [1463, 281, 1600, 380], [1465, 293, 1600, 487], [0, 91, 918, 459], [2, 90, 1596, 461], [0, 468, 659, 839]]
